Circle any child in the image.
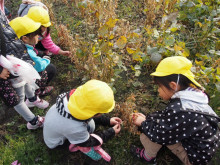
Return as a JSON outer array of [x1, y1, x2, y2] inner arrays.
[[9, 16, 56, 97], [18, 0, 48, 17], [43, 79, 122, 161], [131, 56, 220, 165], [0, 0, 48, 130], [25, 6, 70, 57]]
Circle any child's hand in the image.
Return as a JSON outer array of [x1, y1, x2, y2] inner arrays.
[[59, 50, 70, 56], [0, 68, 10, 79], [132, 113, 146, 126], [110, 117, 122, 125], [113, 124, 121, 134]]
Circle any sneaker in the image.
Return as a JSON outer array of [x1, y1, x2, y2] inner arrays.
[[27, 116, 45, 130], [130, 145, 156, 164], [25, 97, 49, 109], [38, 86, 54, 97]]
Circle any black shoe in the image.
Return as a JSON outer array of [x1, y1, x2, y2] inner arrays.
[[130, 145, 156, 164]]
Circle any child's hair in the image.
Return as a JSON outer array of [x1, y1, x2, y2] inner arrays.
[[39, 26, 50, 37], [153, 74, 199, 91], [21, 27, 41, 39]]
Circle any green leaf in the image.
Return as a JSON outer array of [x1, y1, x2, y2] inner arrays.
[[165, 37, 175, 46]]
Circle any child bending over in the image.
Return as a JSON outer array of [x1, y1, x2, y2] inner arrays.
[[9, 16, 56, 97], [131, 56, 220, 165], [43, 80, 122, 161], [23, 5, 70, 57]]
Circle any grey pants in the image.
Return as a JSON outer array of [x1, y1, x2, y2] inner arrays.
[[140, 133, 192, 165], [13, 83, 36, 122]]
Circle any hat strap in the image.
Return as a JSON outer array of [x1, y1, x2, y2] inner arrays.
[[175, 74, 180, 91]]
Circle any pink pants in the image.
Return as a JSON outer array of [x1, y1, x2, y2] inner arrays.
[[140, 133, 192, 165]]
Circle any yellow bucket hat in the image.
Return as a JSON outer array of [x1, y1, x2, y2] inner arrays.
[[151, 56, 201, 87], [68, 80, 115, 120], [26, 6, 51, 27], [9, 16, 41, 39]]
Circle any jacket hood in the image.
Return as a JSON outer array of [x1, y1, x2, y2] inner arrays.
[[172, 87, 208, 104], [172, 87, 219, 117]]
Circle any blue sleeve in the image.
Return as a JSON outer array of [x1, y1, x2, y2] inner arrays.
[[27, 49, 50, 72]]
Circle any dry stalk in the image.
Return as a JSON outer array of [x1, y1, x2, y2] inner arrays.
[[115, 94, 139, 135]]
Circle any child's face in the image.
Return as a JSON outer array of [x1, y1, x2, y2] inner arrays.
[[157, 84, 174, 101], [23, 35, 39, 46], [41, 26, 47, 33]]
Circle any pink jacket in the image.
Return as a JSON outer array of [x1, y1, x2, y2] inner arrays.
[[40, 30, 60, 55]]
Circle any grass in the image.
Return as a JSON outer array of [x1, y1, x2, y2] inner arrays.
[[1, 0, 220, 165]]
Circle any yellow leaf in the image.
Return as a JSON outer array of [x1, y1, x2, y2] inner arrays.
[[130, 65, 135, 71], [92, 45, 96, 54], [174, 44, 182, 52], [170, 27, 178, 32], [144, 26, 152, 35], [109, 34, 114, 40], [126, 47, 136, 54], [98, 25, 108, 37], [195, 22, 203, 28], [108, 42, 113, 47], [116, 36, 127, 49], [127, 32, 140, 39], [177, 42, 185, 48], [95, 11, 99, 19], [217, 67, 220, 75], [195, 60, 204, 66], [182, 49, 190, 57], [106, 18, 118, 28]]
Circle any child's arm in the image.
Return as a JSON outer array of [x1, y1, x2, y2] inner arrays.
[[41, 33, 69, 56], [93, 115, 122, 126], [27, 48, 50, 72]]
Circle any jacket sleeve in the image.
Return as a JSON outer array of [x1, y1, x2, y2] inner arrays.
[[27, 48, 50, 72], [41, 33, 60, 55], [93, 115, 111, 126], [77, 128, 115, 147], [0, 66, 3, 74]]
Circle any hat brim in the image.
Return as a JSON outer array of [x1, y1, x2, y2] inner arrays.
[[42, 22, 51, 27], [151, 71, 201, 87]]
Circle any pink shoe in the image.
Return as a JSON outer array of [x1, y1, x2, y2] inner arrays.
[[25, 97, 49, 109], [27, 116, 45, 130]]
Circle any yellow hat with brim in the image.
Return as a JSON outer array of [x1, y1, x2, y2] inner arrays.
[[27, 6, 51, 27], [9, 16, 41, 39], [68, 80, 115, 120], [151, 56, 201, 87]]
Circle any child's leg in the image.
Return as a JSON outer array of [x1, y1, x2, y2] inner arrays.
[[44, 64, 56, 84], [13, 86, 35, 121], [140, 133, 162, 158], [0, 79, 19, 107], [25, 83, 49, 109], [167, 143, 192, 165]]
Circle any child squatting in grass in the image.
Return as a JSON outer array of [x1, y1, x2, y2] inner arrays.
[[131, 56, 220, 165], [43, 79, 122, 161]]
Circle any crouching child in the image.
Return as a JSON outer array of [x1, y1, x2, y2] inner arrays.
[[43, 79, 122, 161]]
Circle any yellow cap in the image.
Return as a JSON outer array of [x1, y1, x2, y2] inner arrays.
[[9, 16, 41, 38], [27, 6, 51, 27], [68, 80, 115, 120], [151, 56, 201, 87]]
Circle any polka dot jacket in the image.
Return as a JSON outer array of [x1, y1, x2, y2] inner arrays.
[[139, 87, 220, 164]]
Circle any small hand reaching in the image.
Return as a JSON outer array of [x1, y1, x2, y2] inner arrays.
[[132, 113, 146, 126], [113, 123, 121, 134], [110, 117, 122, 126]]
